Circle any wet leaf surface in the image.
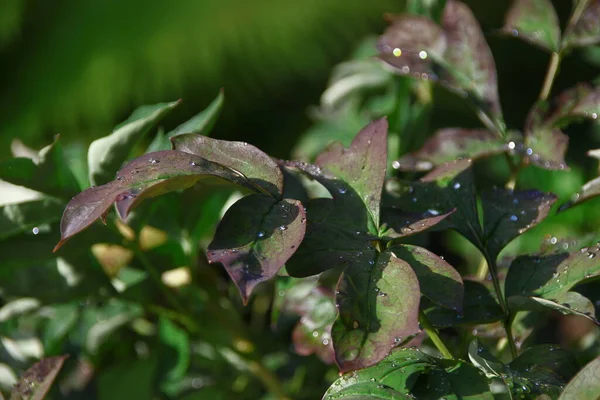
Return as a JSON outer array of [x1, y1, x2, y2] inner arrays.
[[548, 84, 600, 125], [379, 208, 454, 239], [10, 355, 68, 400], [508, 291, 599, 325], [560, 176, 600, 211], [208, 194, 305, 303], [563, 0, 600, 49], [332, 251, 420, 372], [504, 0, 561, 52], [524, 102, 570, 171]]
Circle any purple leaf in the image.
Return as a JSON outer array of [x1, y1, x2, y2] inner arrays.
[[55, 150, 256, 250], [10, 355, 68, 400], [207, 195, 306, 304], [314, 118, 388, 228], [380, 208, 454, 238], [171, 134, 283, 198], [332, 251, 420, 372], [504, 0, 561, 52], [563, 0, 600, 49], [524, 101, 570, 170], [508, 292, 599, 325], [548, 83, 600, 125], [393, 128, 511, 172]]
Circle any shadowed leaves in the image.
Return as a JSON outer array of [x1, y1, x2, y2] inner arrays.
[[207, 195, 305, 303], [332, 251, 420, 372], [10, 355, 68, 400], [563, 0, 600, 49], [55, 150, 256, 250], [558, 354, 600, 400], [393, 128, 510, 172], [504, 0, 561, 52], [324, 348, 493, 400], [508, 291, 599, 325]]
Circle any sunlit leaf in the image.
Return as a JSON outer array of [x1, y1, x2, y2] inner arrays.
[[332, 251, 420, 372], [55, 150, 256, 250], [562, 0, 600, 49], [324, 347, 493, 399], [171, 133, 283, 198], [508, 291, 599, 324], [207, 194, 306, 303], [9, 355, 68, 400], [505, 242, 600, 299], [504, 0, 561, 52], [482, 188, 557, 262], [0, 139, 79, 198], [88, 101, 179, 185], [558, 354, 600, 400], [390, 244, 463, 311], [393, 128, 509, 171]]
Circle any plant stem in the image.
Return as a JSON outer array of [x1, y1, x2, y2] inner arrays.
[[564, 0, 590, 42], [419, 310, 454, 359], [538, 51, 561, 101], [248, 360, 290, 400]]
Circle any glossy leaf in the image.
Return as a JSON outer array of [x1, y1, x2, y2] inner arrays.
[[88, 101, 179, 185], [482, 188, 557, 262], [379, 208, 454, 239], [207, 194, 306, 303], [55, 150, 256, 250], [172, 134, 283, 198], [332, 251, 420, 372], [505, 242, 600, 299], [468, 340, 504, 378], [558, 354, 600, 400], [324, 348, 493, 399], [390, 244, 463, 311], [562, 0, 600, 49], [423, 279, 503, 327], [508, 291, 599, 324], [0, 199, 63, 240], [384, 159, 481, 245], [393, 128, 509, 172], [504, 0, 561, 52], [0, 139, 79, 198], [314, 118, 388, 228], [9, 355, 68, 400]]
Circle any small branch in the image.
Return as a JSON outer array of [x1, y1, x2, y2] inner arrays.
[[419, 310, 454, 359], [538, 52, 561, 102], [248, 360, 290, 400], [563, 0, 591, 43]]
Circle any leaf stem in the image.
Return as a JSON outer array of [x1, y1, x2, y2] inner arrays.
[[563, 0, 590, 43], [418, 310, 454, 359], [538, 51, 561, 102]]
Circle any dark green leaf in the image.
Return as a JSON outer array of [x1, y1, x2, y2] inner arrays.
[[207, 194, 306, 303], [393, 128, 509, 172], [482, 188, 557, 262], [314, 118, 388, 228], [0, 139, 80, 198], [55, 150, 256, 250], [169, 90, 224, 137], [97, 356, 157, 400], [558, 354, 600, 400], [563, 0, 600, 49], [158, 317, 190, 383], [508, 292, 599, 324], [9, 355, 68, 400], [390, 244, 463, 311], [504, 0, 561, 52], [88, 101, 179, 185], [0, 199, 64, 240], [423, 279, 503, 327], [325, 348, 493, 399], [505, 243, 600, 299], [332, 251, 420, 372], [510, 344, 579, 383], [171, 133, 283, 198]]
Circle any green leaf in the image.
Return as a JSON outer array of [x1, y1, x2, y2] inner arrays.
[[169, 90, 224, 137], [9, 355, 68, 400], [55, 150, 257, 250], [390, 244, 463, 311], [423, 279, 503, 327], [393, 128, 510, 172], [324, 348, 493, 399], [98, 356, 157, 400], [468, 340, 504, 378], [558, 354, 600, 400], [549, 84, 600, 125], [0, 199, 64, 241], [384, 159, 481, 245], [171, 133, 283, 198], [482, 188, 557, 262], [524, 101, 570, 170], [207, 194, 306, 303], [88, 101, 179, 186], [332, 251, 420, 372], [158, 317, 190, 384], [563, 0, 600, 49], [0, 139, 80, 198], [314, 118, 388, 229], [504, 0, 561, 52], [561, 175, 600, 211], [505, 243, 600, 299], [508, 291, 599, 324]]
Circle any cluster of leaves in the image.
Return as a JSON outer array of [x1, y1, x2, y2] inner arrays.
[[2, 0, 600, 399]]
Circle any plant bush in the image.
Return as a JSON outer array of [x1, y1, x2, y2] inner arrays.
[[2, 0, 600, 399]]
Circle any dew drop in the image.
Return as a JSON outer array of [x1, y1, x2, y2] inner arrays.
[[312, 331, 319, 337], [279, 225, 288, 231], [453, 182, 461, 190], [393, 48, 402, 57], [378, 292, 388, 297], [592, 113, 598, 120], [392, 160, 401, 169], [526, 148, 533, 156], [588, 252, 596, 259], [32, 227, 39, 235], [149, 158, 159, 164], [418, 50, 428, 59], [338, 187, 347, 194], [510, 215, 518, 222], [427, 209, 440, 216], [257, 231, 265, 238], [322, 339, 330, 345], [190, 162, 198, 166], [508, 141, 516, 150]]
